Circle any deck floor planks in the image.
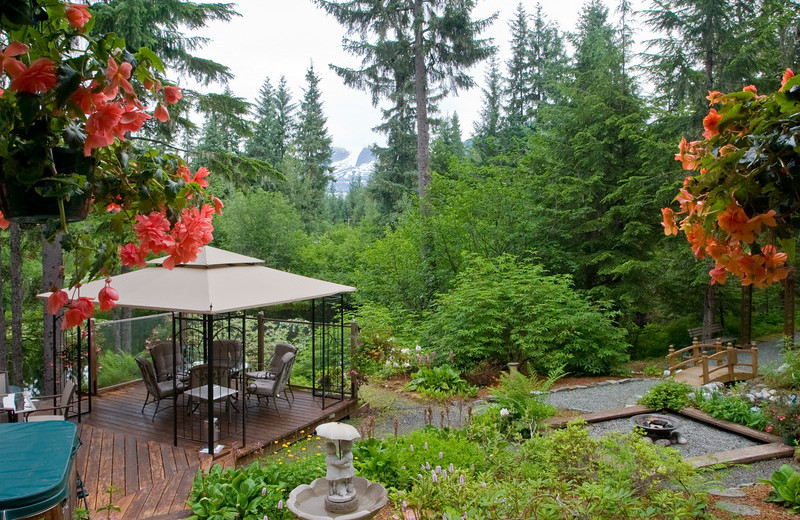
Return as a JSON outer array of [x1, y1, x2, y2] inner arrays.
[[69, 381, 356, 519]]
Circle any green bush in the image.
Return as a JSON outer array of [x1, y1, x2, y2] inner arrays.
[[402, 421, 713, 519], [638, 380, 693, 411], [406, 365, 476, 401], [631, 317, 694, 359], [760, 464, 800, 513], [96, 350, 140, 388], [474, 370, 558, 439], [422, 254, 630, 376], [693, 392, 767, 430], [187, 455, 325, 520]]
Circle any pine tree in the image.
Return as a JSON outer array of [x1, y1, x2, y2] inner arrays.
[[246, 76, 295, 173], [474, 56, 502, 140], [315, 0, 494, 198], [293, 64, 334, 224], [504, 4, 534, 128], [91, 0, 237, 85]]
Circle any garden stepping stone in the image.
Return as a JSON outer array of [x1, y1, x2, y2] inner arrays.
[[713, 501, 761, 516], [708, 488, 747, 498]]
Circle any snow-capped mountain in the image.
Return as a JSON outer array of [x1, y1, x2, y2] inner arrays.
[[330, 146, 375, 195]]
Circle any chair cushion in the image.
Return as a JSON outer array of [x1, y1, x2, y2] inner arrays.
[[157, 380, 185, 397], [26, 415, 66, 422], [247, 379, 275, 395], [245, 371, 276, 380]]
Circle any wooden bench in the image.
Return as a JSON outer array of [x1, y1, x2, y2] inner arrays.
[[687, 323, 736, 345]]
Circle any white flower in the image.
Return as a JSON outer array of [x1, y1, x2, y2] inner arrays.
[[500, 408, 510, 417], [416, 345, 422, 351], [403, 362, 410, 367], [401, 348, 410, 354]]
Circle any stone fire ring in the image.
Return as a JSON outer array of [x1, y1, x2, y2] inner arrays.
[[632, 413, 680, 435]]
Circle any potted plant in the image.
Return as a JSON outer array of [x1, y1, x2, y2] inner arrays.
[[0, 1, 221, 326]]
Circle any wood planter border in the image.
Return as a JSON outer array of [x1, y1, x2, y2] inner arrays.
[[544, 406, 794, 468]]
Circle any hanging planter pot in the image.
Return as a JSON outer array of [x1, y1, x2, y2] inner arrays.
[[0, 147, 95, 225]]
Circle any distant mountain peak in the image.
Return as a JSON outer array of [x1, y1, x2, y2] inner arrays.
[[330, 146, 375, 195]]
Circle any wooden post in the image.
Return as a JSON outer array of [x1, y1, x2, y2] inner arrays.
[[668, 345, 675, 372], [727, 346, 735, 381], [741, 285, 752, 345], [89, 318, 98, 396], [784, 270, 795, 349], [752, 342, 759, 377], [257, 311, 265, 371], [702, 355, 709, 384], [350, 319, 358, 400]]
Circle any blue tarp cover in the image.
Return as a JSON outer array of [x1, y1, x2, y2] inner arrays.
[[0, 421, 79, 518]]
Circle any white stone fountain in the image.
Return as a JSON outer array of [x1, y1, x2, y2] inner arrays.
[[287, 422, 388, 520]]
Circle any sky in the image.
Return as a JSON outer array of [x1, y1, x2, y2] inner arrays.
[[192, 0, 648, 151]]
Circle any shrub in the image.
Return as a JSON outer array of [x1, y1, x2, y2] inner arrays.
[[693, 392, 767, 430], [406, 365, 477, 401], [760, 464, 800, 513], [478, 369, 558, 439], [631, 317, 694, 359], [638, 380, 693, 411], [422, 254, 629, 376], [96, 350, 140, 388]]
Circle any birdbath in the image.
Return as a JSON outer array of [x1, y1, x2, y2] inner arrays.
[[287, 422, 388, 520]]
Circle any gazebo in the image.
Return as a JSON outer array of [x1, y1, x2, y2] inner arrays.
[[42, 246, 356, 455]]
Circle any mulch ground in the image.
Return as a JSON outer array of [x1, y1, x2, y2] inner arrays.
[[708, 483, 797, 519]]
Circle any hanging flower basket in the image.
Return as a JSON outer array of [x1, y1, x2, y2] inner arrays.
[[0, 147, 94, 224]]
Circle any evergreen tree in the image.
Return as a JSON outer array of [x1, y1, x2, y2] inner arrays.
[[504, 3, 534, 128], [474, 56, 502, 140], [246, 76, 295, 176], [315, 0, 494, 198], [91, 0, 237, 85], [293, 64, 334, 226], [528, 4, 567, 112]]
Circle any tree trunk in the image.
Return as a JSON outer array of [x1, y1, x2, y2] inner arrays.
[[702, 283, 715, 341], [0, 231, 6, 375], [42, 231, 64, 395], [413, 0, 431, 199], [740, 284, 752, 345], [9, 224, 23, 387], [784, 270, 795, 349]]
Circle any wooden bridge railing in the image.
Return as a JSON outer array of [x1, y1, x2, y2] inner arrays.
[[668, 338, 758, 385]]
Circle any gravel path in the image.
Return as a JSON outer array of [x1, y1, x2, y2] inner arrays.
[[546, 379, 660, 412]]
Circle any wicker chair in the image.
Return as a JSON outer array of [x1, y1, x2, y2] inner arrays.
[[246, 351, 295, 416], [136, 356, 185, 420]]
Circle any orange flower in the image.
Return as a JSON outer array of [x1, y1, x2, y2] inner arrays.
[[62, 296, 95, 329], [212, 196, 224, 214], [0, 41, 28, 77], [164, 85, 182, 104], [702, 108, 723, 139], [781, 68, 795, 89], [661, 208, 678, 235], [120, 243, 148, 268], [84, 101, 124, 155], [675, 137, 702, 170], [709, 265, 728, 285], [706, 91, 724, 104], [0, 211, 8, 230], [114, 104, 151, 139], [685, 223, 707, 259], [743, 84, 757, 94], [717, 202, 753, 242], [98, 279, 119, 312], [47, 289, 70, 315], [154, 104, 170, 122], [105, 57, 134, 96], [718, 144, 737, 157], [132, 211, 172, 254], [8, 58, 57, 93], [65, 3, 92, 29]]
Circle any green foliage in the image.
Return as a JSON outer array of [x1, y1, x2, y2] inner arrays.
[[643, 364, 663, 377], [187, 455, 325, 520], [638, 380, 693, 411], [406, 365, 476, 401], [423, 254, 629, 375], [352, 427, 493, 493], [630, 317, 695, 359], [212, 189, 307, 271], [96, 350, 139, 389], [479, 370, 558, 439], [764, 348, 800, 390], [401, 421, 713, 519], [693, 392, 767, 430], [760, 464, 800, 513]]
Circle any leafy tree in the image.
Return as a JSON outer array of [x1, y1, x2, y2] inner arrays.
[[422, 254, 629, 375], [212, 190, 307, 271]]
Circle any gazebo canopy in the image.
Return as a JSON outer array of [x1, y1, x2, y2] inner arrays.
[[50, 246, 356, 314]]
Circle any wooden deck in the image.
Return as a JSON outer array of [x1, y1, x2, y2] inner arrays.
[[70, 381, 358, 519]]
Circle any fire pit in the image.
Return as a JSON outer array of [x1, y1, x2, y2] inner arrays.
[[632, 414, 686, 445]]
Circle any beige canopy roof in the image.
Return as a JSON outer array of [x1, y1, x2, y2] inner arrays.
[[42, 246, 356, 314]]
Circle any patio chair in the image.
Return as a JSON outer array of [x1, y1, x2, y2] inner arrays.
[[246, 351, 295, 416], [23, 376, 77, 422], [136, 356, 185, 421], [149, 341, 190, 383], [186, 363, 238, 419], [245, 342, 297, 400]]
